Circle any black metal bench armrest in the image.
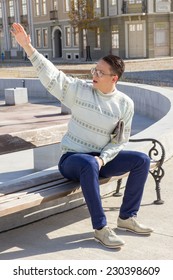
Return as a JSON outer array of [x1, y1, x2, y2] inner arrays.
[[130, 138, 165, 204], [129, 138, 165, 166], [114, 138, 165, 204]]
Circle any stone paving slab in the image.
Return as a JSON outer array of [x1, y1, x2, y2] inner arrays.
[[0, 101, 70, 155], [0, 101, 64, 135]]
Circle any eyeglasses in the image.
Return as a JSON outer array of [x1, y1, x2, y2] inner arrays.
[[91, 67, 115, 78]]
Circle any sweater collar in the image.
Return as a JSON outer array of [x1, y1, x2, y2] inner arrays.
[[96, 88, 117, 97]]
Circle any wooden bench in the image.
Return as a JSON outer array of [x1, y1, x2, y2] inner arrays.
[[0, 135, 165, 233]]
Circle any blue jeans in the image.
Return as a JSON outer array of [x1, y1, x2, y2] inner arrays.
[[58, 151, 150, 230]]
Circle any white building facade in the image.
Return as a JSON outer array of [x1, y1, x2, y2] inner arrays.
[[0, 0, 173, 61]]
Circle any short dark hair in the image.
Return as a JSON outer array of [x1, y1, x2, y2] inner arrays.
[[102, 54, 125, 79]]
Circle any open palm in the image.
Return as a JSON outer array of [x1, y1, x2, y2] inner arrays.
[[11, 23, 31, 48]]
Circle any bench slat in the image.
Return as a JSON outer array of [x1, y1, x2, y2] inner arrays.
[[0, 176, 117, 205], [0, 181, 81, 217], [0, 177, 69, 203], [0, 175, 123, 217], [0, 171, 63, 197]]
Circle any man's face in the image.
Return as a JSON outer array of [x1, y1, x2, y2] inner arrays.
[[92, 59, 118, 93]]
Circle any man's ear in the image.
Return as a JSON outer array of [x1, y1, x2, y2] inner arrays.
[[112, 75, 119, 83]]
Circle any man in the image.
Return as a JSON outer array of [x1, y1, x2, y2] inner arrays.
[[11, 23, 153, 249]]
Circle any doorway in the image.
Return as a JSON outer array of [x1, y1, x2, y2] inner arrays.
[[125, 21, 146, 58], [52, 27, 62, 58]]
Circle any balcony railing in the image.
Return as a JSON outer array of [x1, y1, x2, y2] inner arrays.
[[50, 10, 58, 20], [122, 0, 147, 14]]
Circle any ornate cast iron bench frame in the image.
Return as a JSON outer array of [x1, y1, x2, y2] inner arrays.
[[113, 138, 165, 205]]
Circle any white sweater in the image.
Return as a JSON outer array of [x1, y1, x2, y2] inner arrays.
[[29, 50, 134, 165]]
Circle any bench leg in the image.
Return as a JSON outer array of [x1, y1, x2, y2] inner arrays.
[[150, 166, 165, 205], [113, 179, 123, 197]]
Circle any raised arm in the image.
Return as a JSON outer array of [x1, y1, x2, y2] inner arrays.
[[11, 23, 35, 57], [11, 23, 80, 108]]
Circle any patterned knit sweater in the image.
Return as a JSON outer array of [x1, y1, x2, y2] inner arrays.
[[29, 50, 134, 165]]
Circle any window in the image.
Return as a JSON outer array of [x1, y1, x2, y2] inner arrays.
[[65, 26, 71, 46], [96, 0, 101, 8], [43, 28, 48, 47], [35, 0, 40, 16], [74, 0, 78, 10], [36, 29, 41, 47], [42, 0, 47, 15], [154, 23, 168, 47], [155, 0, 171, 12], [129, 24, 135, 31], [0, 30, 4, 53], [73, 27, 79, 46], [64, 0, 70, 12], [11, 33, 18, 48], [9, 0, 14, 17], [0, 30, 3, 43], [83, 29, 87, 49], [96, 28, 100, 48], [129, 23, 143, 32], [111, 0, 117, 5], [137, 23, 143, 31], [129, 0, 142, 3], [22, 0, 27, 15], [53, 0, 58, 10], [0, 2, 2, 18], [112, 25, 119, 48]]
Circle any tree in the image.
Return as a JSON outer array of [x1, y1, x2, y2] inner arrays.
[[68, 0, 100, 61]]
